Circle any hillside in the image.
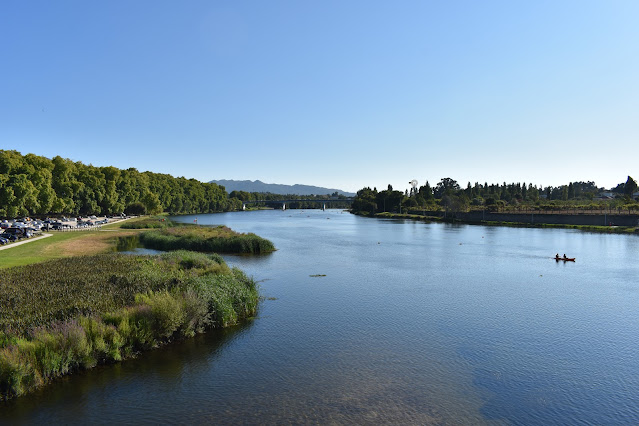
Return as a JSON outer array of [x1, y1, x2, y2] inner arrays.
[[210, 179, 355, 196]]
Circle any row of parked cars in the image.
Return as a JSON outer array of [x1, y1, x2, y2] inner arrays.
[[38, 216, 111, 230], [0, 215, 121, 245], [0, 226, 36, 245]]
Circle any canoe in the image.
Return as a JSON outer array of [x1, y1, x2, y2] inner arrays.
[[555, 257, 575, 262]]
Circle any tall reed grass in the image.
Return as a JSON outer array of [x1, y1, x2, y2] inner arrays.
[[120, 216, 175, 229], [139, 225, 275, 254], [0, 251, 258, 400]]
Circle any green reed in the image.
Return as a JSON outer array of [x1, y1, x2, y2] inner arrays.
[[139, 225, 275, 254], [0, 251, 258, 400]]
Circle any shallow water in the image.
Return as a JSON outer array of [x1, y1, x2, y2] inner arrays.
[[2, 209, 639, 424]]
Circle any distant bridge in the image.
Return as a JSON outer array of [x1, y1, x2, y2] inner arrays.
[[242, 198, 354, 211]]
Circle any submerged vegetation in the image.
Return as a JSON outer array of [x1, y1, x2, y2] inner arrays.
[[139, 225, 275, 254], [0, 251, 259, 400]]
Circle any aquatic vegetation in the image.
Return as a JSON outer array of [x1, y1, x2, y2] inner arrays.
[[120, 216, 176, 229], [0, 251, 258, 400], [139, 225, 275, 254]]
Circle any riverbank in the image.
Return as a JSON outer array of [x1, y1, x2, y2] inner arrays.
[[0, 251, 259, 401], [0, 218, 143, 269], [0, 216, 276, 269], [0, 213, 276, 400], [366, 211, 639, 234]]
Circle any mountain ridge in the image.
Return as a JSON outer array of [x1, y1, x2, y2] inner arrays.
[[210, 179, 355, 196]]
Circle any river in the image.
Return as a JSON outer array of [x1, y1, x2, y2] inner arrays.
[[2, 209, 639, 424]]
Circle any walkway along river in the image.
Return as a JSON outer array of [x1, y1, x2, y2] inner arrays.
[[2, 209, 639, 424]]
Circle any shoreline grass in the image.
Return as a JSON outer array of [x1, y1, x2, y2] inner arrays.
[[0, 251, 259, 400], [139, 225, 276, 254], [0, 215, 273, 400]]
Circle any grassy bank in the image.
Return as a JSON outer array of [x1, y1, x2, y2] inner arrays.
[[120, 215, 174, 229], [0, 251, 258, 400], [0, 229, 140, 270], [139, 225, 275, 254], [0, 216, 152, 269], [364, 212, 639, 234], [0, 216, 276, 269]]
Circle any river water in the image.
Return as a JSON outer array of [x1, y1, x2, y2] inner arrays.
[[2, 209, 639, 424]]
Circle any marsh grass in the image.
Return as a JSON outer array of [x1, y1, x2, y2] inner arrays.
[[139, 225, 275, 254], [0, 251, 258, 400], [120, 216, 176, 229]]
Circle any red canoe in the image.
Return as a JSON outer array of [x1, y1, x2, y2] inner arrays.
[[555, 257, 575, 262]]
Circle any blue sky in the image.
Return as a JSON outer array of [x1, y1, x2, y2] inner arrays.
[[1, 1, 638, 193]]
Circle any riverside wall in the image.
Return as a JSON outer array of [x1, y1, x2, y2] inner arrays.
[[423, 211, 639, 227]]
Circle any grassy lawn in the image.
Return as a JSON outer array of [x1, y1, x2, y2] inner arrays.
[[0, 219, 144, 269]]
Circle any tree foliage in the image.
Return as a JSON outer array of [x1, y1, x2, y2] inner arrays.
[[351, 176, 637, 214], [624, 176, 638, 198], [0, 150, 234, 218]]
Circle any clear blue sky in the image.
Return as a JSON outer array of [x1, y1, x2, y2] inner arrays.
[[1, 1, 638, 193]]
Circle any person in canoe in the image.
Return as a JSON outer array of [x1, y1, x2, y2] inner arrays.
[[555, 253, 560, 260]]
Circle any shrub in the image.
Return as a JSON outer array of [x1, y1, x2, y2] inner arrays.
[[135, 291, 185, 339]]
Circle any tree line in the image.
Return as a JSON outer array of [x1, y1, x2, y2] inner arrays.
[[228, 190, 353, 209], [0, 150, 355, 219], [0, 150, 238, 218], [352, 176, 639, 215]]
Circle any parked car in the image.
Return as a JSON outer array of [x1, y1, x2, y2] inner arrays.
[[4, 227, 27, 238], [0, 236, 8, 245], [0, 233, 19, 242]]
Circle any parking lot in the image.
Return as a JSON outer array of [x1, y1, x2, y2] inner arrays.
[[0, 216, 131, 249]]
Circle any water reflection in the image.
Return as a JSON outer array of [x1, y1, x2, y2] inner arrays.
[[0, 323, 254, 424], [115, 234, 141, 252]]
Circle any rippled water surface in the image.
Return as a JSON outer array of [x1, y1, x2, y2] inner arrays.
[[3, 210, 639, 424]]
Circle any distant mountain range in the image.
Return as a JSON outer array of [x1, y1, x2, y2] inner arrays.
[[210, 180, 355, 197]]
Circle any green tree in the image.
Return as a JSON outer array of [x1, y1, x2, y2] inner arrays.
[[434, 178, 460, 198], [125, 202, 146, 215], [352, 187, 377, 214], [141, 190, 163, 214], [623, 176, 638, 199]]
